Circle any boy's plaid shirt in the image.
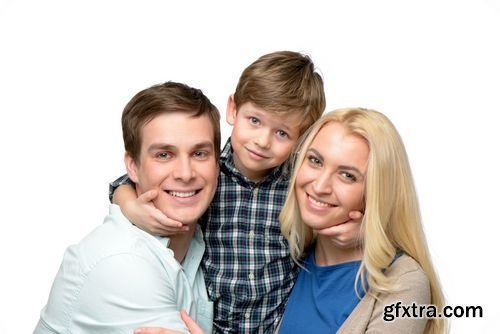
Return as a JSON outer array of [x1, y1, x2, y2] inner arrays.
[[202, 140, 298, 334]]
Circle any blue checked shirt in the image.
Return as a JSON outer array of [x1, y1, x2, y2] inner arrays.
[[202, 140, 297, 334], [109, 139, 298, 333]]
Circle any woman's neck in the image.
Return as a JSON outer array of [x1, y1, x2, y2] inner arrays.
[[314, 236, 363, 266]]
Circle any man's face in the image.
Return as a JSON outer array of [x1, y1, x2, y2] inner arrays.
[[126, 112, 218, 226]]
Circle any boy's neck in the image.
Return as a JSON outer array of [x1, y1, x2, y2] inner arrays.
[[168, 227, 196, 263]]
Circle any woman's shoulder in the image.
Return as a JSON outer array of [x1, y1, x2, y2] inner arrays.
[[386, 253, 429, 285], [381, 253, 431, 308]]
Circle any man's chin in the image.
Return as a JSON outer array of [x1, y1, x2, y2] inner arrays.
[[163, 211, 200, 226]]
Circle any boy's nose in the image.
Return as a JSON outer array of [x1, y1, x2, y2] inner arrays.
[[254, 130, 271, 149]]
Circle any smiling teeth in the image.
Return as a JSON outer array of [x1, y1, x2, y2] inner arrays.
[[169, 191, 196, 198], [309, 195, 331, 207]]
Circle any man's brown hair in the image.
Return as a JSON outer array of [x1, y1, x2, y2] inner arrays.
[[122, 81, 221, 163]]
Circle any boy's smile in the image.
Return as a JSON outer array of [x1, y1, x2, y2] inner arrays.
[[226, 98, 302, 182], [245, 146, 270, 160]]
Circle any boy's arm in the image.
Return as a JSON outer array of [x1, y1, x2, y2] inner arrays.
[[109, 175, 187, 236]]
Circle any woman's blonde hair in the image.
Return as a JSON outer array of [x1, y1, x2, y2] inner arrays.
[[280, 107, 446, 333]]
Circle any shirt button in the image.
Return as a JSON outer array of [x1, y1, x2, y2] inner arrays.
[[245, 312, 251, 319], [249, 230, 255, 238], [248, 272, 254, 280]]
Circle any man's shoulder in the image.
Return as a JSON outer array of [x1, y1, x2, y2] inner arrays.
[[73, 205, 176, 272]]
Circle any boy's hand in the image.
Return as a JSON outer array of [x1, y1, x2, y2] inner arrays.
[[123, 189, 189, 236], [315, 210, 364, 248], [134, 310, 204, 334]]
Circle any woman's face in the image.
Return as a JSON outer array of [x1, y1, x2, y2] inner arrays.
[[295, 122, 369, 233]]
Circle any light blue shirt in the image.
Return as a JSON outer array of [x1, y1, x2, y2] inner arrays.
[[34, 204, 213, 334]]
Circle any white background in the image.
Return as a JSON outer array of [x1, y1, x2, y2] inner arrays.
[[1, 1, 499, 333]]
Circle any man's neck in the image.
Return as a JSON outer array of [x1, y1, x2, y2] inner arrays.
[[168, 227, 196, 263]]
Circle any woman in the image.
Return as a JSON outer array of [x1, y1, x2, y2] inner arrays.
[[278, 107, 445, 333]]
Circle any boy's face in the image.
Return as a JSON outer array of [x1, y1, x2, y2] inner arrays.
[[226, 96, 302, 182], [125, 112, 219, 226]]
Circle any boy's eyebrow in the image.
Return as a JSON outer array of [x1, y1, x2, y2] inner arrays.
[[250, 109, 299, 132], [280, 122, 295, 132]]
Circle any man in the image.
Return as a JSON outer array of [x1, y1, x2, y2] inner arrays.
[[34, 81, 220, 334]]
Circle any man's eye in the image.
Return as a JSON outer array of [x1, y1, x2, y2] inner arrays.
[[156, 152, 171, 159], [193, 151, 208, 159]]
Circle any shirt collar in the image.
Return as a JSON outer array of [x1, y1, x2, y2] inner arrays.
[[108, 204, 205, 284]]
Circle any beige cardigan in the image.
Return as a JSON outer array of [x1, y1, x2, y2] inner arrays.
[[337, 254, 431, 334]]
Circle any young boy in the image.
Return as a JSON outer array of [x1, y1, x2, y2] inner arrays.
[[111, 51, 358, 333]]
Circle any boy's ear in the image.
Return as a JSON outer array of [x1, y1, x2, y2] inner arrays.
[[226, 94, 237, 126], [124, 152, 140, 184]]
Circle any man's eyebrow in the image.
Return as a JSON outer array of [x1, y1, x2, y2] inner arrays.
[[192, 141, 214, 150], [148, 141, 214, 151], [148, 143, 176, 152]]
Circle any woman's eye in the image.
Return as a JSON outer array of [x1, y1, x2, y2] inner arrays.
[[341, 171, 357, 182], [307, 155, 321, 166]]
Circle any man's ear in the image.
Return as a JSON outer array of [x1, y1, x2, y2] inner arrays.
[[124, 152, 139, 184], [226, 94, 237, 126]]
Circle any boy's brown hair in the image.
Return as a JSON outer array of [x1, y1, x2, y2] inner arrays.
[[233, 51, 326, 134], [122, 81, 221, 163]]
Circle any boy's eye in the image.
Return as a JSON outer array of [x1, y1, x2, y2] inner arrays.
[[276, 130, 289, 138], [249, 117, 260, 125]]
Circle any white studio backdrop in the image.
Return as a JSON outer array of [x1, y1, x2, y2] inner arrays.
[[1, 0, 499, 333]]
